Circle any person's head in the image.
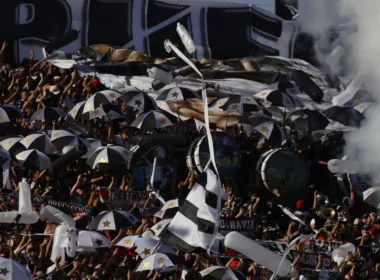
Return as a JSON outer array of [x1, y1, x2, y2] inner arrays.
[[209, 123, 217, 132], [121, 129, 129, 141], [296, 200, 304, 210], [20, 90, 27, 100], [45, 173, 53, 183], [184, 253, 195, 268], [362, 213, 369, 223], [289, 130, 298, 140], [184, 253, 192, 261], [310, 219, 316, 230], [70, 275, 80, 280], [353, 218, 361, 230], [152, 216, 159, 224], [240, 131, 248, 139], [26, 247, 37, 261], [226, 185, 233, 195], [371, 272, 380, 280], [127, 227, 134, 235], [24, 224, 32, 235], [76, 188, 84, 197], [67, 85, 75, 96], [91, 79, 100, 88], [184, 270, 202, 280]]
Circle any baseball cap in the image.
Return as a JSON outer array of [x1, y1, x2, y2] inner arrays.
[[363, 224, 370, 230]]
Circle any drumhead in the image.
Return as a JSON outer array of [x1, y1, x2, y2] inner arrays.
[[255, 149, 276, 173], [186, 136, 203, 175], [260, 148, 309, 195], [192, 132, 241, 176]]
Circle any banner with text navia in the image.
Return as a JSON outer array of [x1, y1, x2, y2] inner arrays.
[[219, 217, 255, 237]]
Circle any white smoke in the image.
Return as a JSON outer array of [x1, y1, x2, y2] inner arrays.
[[299, 1, 380, 182], [298, 0, 347, 66], [339, 1, 380, 183]]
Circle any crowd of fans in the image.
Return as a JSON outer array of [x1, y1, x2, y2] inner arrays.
[[0, 41, 379, 280]]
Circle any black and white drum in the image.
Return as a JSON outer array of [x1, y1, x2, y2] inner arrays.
[[186, 136, 203, 175], [256, 148, 309, 195], [186, 132, 241, 177]]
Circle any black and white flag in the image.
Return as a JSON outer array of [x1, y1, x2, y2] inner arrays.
[[161, 167, 221, 253], [47, 50, 95, 70], [154, 199, 181, 220]]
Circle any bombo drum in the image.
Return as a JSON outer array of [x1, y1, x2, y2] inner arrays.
[[186, 132, 241, 177], [256, 148, 309, 195]]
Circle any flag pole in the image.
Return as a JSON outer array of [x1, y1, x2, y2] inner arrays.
[[150, 157, 166, 204], [164, 39, 221, 256]]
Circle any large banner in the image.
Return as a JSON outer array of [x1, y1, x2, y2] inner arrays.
[[0, 0, 297, 65], [0, 191, 92, 214]]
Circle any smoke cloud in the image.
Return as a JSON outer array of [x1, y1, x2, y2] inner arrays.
[[298, 0, 346, 66], [340, 1, 380, 183], [299, 1, 380, 182]]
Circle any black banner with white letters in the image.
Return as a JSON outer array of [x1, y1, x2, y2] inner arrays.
[[32, 195, 91, 214], [1, 191, 92, 214], [218, 217, 255, 236], [98, 187, 150, 206], [0, 0, 297, 65]]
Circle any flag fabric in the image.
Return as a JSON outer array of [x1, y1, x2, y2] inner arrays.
[[161, 167, 221, 253], [154, 199, 181, 220]]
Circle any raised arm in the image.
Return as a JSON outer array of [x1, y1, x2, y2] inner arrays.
[[0, 42, 8, 64]]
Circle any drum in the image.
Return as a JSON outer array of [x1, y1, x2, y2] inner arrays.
[[186, 132, 241, 177], [256, 148, 309, 195], [186, 136, 203, 174]]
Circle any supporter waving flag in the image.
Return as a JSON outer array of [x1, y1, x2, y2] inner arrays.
[[161, 166, 221, 253]]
